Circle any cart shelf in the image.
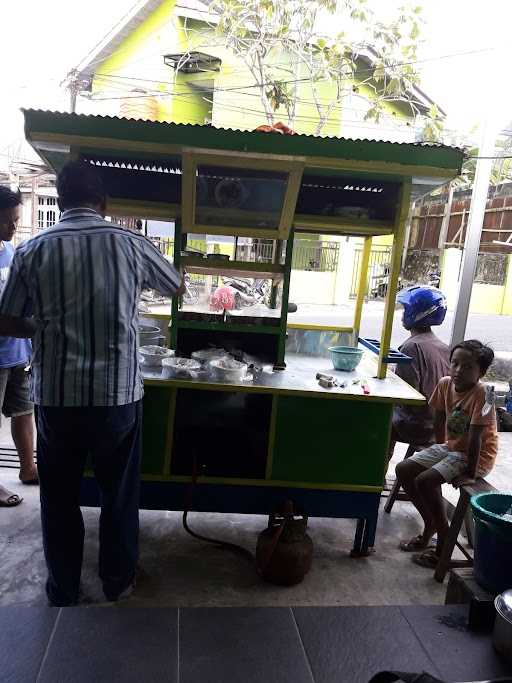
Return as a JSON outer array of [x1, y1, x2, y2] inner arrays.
[[177, 319, 281, 335], [358, 337, 412, 364], [182, 256, 284, 280], [294, 215, 395, 237]]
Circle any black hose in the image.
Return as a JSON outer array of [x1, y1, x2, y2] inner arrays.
[[182, 508, 255, 565], [181, 454, 255, 565]]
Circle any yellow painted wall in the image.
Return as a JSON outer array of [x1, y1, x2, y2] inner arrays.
[[441, 248, 510, 315], [290, 270, 337, 305], [469, 284, 505, 315], [503, 256, 512, 315]]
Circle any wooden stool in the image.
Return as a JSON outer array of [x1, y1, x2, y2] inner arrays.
[[434, 479, 496, 583], [384, 443, 418, 514]]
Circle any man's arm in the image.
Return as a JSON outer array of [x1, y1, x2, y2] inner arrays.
[[141, 239, 183, 297], [0, 249, 34, 333], [0, 314, 36, 338]]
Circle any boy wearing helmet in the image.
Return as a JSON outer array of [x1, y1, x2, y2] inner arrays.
[[391, 286, 450, 458]]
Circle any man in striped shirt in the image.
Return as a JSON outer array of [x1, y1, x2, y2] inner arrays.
[[0, 161, 183, 605]]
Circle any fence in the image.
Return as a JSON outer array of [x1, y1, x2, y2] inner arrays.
[[235, 240, 275, 263], [292, 240, 339, 272], [350, 245, 392, 298]]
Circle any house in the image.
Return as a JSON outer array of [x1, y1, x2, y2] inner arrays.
[[61, 0, 449, 308], [0, 160, 57, 246], [67, 0, 442, 142]]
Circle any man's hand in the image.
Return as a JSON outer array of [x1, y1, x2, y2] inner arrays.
[[176, 277, 186, 297], [451, 474, 476, 489]]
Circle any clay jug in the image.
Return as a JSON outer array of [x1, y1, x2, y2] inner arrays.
[[256, 500, 313, 586]]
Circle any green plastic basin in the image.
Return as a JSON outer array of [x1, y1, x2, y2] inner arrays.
[[328, 346, 363, 372]]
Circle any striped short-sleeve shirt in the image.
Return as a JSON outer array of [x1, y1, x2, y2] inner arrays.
[[0, 208, 181, 407]]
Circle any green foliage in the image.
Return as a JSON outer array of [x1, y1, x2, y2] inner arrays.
[[208, 0, 437, 136], [456, 138, 512, 189]]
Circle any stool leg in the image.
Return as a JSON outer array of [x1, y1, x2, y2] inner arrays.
[[434, 493, 468, 583], [384, 479, 401, 514], [464, 508, 474, 549], [384, 444, 417, 514]]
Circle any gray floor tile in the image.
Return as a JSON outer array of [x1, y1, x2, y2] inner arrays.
[[401, 604, 512, 681], [0, 606, 59, 683], [179, 607, 314, 683], [38, 607, 178, 683], [293, 605, 440, 682]]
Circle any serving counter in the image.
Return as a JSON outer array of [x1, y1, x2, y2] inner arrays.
[[83, 353, 424, 556]]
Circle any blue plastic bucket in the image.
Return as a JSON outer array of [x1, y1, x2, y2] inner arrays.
[[470, 492, 512, 593]]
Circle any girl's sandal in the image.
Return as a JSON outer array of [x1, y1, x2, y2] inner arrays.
[[412, 548, 440, 569]]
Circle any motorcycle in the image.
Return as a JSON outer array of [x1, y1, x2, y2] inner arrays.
[[428, 269, 441, 288], [182, 272, 200, 305], [221, 276, 297, 313], [370, 264, 403, 299]]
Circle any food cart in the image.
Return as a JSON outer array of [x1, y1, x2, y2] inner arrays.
[[24, 110, 464, 554]]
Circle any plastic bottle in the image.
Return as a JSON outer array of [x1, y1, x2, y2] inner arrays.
[[505, 380, 512, 415]]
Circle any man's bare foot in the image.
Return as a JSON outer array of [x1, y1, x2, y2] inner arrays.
[[19, 467, 39, 485], [0, 484, 23, 507]]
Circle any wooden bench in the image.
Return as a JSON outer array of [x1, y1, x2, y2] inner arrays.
[[434, 478, 497, 583]]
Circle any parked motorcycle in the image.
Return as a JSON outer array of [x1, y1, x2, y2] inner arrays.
[[428, 269, 441, 288], [182, 272, 200, 305], [370, 265, 403, 299], [221, 276, 297, 313]]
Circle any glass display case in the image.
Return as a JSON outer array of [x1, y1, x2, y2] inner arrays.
[[181, 151, 304, 239]]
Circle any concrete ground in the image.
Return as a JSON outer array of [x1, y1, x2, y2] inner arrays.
[[1, 421, 511, 608]]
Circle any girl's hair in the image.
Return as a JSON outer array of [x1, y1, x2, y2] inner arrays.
[[450, 340, 494, 373]]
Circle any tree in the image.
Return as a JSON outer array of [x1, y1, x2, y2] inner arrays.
[[207, 0, 435, 137]]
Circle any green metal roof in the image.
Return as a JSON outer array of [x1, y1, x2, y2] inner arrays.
[[24, 109, 465, 177]]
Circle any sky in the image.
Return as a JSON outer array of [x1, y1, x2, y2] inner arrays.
[[1, 0, 511, 164]]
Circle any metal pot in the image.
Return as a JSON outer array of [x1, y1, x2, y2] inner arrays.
[[493, 589, 512, 663]]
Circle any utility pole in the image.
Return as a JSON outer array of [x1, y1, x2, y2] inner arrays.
[[66, 69, 79, 113], [449, 116, 498, 346]]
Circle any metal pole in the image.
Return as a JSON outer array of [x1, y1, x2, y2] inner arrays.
[[449, 117, 497, 346]]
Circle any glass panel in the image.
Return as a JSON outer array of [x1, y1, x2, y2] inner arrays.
[[179, 274, 282, 320], [195, 165, 287, 230], [286, 328, 353, 358]]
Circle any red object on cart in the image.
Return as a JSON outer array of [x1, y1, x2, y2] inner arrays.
[[209, 285, 236, 312], [254, 121, 296, 135]]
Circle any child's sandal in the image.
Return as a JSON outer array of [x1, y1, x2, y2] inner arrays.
[[412, 548, 440, 569]]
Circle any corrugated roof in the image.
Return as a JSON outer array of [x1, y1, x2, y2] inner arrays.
[[23, 109, 463, 149]]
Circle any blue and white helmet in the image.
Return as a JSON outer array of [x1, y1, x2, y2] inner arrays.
[[397, 286, 447, 330]]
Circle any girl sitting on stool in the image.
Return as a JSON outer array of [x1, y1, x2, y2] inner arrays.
[[396, 339, 497, 569]]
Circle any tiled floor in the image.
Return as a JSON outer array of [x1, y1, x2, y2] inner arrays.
[[2, 604, 510, 682]]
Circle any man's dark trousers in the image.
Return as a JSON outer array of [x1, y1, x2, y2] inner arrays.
[[36, 401, 142, 606]]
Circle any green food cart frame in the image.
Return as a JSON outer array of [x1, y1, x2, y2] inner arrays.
[[24, 109, 464, 554]]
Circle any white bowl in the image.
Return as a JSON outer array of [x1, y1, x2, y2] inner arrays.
[[210, 358, 248, 383], [161, 357, 202, 379], [139, 345, 174, 367], [191, 348, 231, 366]]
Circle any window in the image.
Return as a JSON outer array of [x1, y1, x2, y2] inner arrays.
[[36, 196, 59, 229]]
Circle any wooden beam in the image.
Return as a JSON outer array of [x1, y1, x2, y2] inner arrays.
[[377, 180, 412, 379], [353, 236, 372, 338]]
